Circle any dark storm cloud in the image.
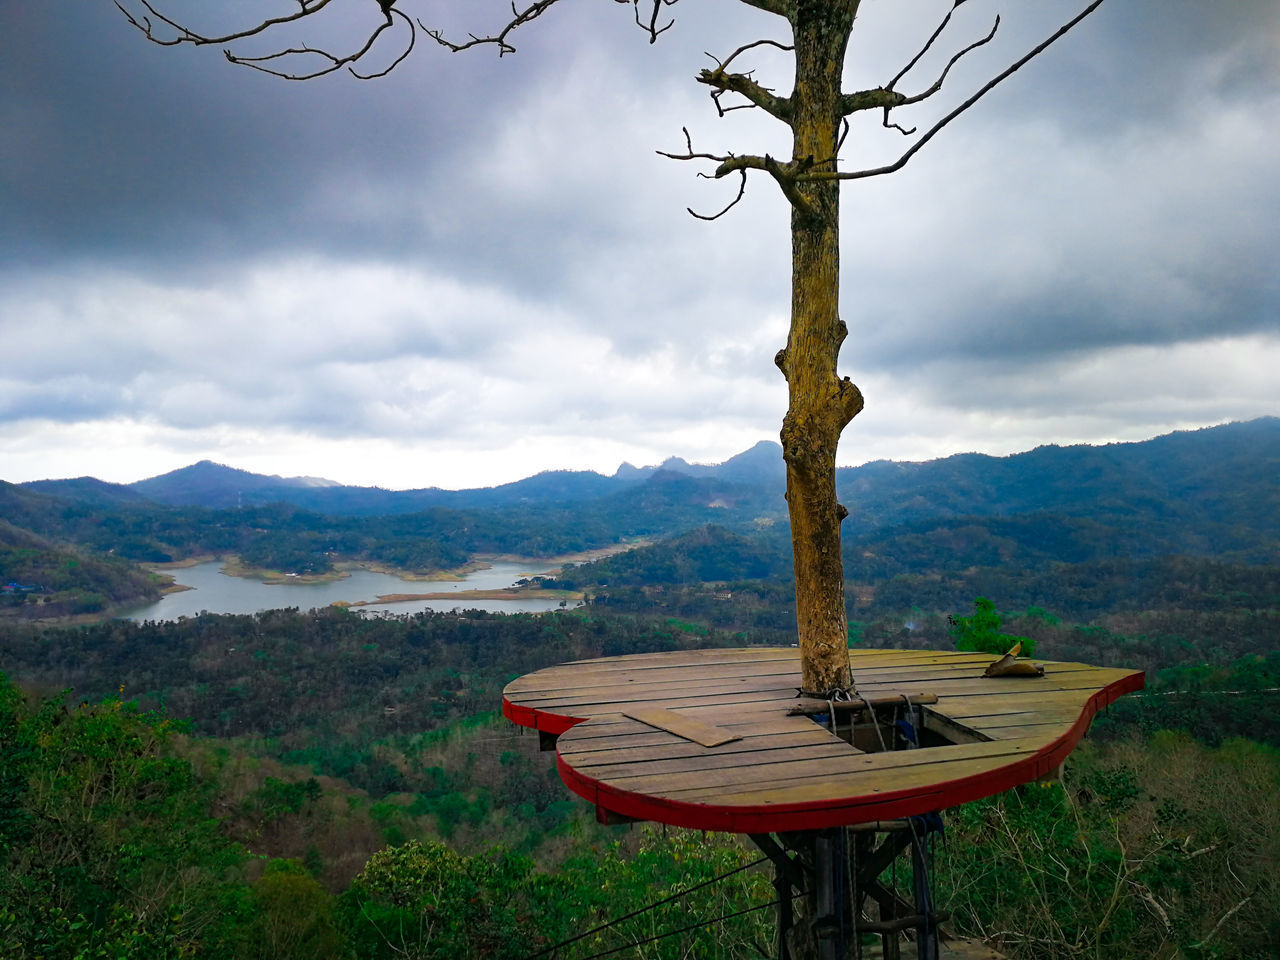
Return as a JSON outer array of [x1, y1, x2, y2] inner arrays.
[[0, 0, 1275, 486]]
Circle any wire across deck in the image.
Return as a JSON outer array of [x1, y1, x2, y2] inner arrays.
[[503, 647, 1143, 832]]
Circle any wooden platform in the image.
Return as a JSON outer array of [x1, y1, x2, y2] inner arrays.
[[503, 647, 1143, 832]]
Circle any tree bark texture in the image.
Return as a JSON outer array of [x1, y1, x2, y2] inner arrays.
[[781, 0, 863, 696]]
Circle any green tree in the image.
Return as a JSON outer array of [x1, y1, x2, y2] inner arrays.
[[0, 674, 251, 959], [250, 859, 342, 960], [949, 596, 1034, 657], [338, 839, 546, 960]]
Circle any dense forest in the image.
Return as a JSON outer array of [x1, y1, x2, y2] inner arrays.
[[2, 592, 1278, 958], [2, 419, 1278, 957]]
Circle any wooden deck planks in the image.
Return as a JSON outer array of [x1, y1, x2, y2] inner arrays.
[[597, 734, 1053, 799], [566, 725, 842, 767], [502, 646, 1142, 830], [581, 739, 860, 783]]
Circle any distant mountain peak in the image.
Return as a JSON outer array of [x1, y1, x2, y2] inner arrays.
[[612, 441, 783, 483], [138, 460, 339, 489]]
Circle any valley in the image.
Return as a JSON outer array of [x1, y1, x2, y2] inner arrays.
[[2, 418, 1278, 958]]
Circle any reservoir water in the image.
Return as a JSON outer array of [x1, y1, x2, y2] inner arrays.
[[123, 559, 568, 621]]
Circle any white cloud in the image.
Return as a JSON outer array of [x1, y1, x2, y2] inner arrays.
[[0, 0, 1276, 488]]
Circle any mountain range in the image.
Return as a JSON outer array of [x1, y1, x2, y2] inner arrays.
[[2, 418, 1276, 616], [19, 417, 1279, 540]]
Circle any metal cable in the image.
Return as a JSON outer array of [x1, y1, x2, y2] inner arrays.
[[522, 854, 770, 960], [573, 890, 807, 960]]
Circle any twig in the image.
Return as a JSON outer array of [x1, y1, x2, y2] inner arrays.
[[1190, 896, 1252, 949]]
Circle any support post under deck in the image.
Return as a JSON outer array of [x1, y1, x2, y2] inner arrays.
[[751, 816, 944, 960]]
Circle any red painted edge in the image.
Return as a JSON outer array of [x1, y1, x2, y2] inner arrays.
[[501, 694, 585, 736], [508, 670, 1144, 832]]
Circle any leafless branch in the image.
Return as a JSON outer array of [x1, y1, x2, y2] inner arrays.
[[117, 0, 415, 80], [882, 111, 916, 136], [655, 127, 733, 165], [115, 0, 340, 49], [839, 12, 998, 117], [229, 10, 415, 81], [688, 169, 748, 220], [887, 0, 968, 90], [632, 0, 678, 44], [657, 129, 818, 220], [422, 0, 567, 56], [698, 39, 794, 122], [717, 38, 794, 73], [1191, 896, 1253, 950], [893, 16, 1000, 108], [810, 0, 1110, 183], [870, 12, 998, 135], [424, 0, 676, 55], [352, 10, 417, 79]]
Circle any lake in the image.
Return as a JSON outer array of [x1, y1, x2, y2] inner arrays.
[[123, 559, 569, 621]]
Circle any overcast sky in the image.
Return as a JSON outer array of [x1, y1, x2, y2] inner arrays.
[[1, 0, 1276, 490]]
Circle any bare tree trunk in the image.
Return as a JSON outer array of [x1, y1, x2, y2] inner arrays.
[[780, 0, 862, 696]]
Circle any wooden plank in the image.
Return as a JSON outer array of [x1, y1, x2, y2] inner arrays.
[[600, 736, 1051, 798], [523, 673, 1115, 715], [523, 685, 804, 712], [504, 657, 802, 694], [552, 668, 1106, 710], [971, 722, 1075, 739], [850, 671, 1136, 699], [505, 650, 1107, 701], [583, 740, 858, 780], [555, 647, 800, 669], [931, 689, 1107, 718], [620, 707, 742, 747], [966, 710, 1081, 729], [662, 738, 1055, 805], [510, 670, 805, 705], [567, 729, 844, 768], [508, 648, 1054, 695], [562, 719, 834, 761]]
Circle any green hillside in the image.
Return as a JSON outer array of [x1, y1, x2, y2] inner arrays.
[[0, 520, 165, 616]]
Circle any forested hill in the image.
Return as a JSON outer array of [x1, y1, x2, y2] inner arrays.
[[2, 419, 1276, 616], [837, 416, 1280, 535], [22, 417, 1277, 520]]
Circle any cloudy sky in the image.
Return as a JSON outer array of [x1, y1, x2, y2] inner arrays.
[[1, 0, 1276, 490]]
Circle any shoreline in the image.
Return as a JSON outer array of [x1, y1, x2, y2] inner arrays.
[[135, 538, 644, 597], [340, 587, 582, 607]]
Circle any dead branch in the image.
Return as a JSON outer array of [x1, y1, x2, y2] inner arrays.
[[231, 10, 415, 81], [688, 169, 748, 220], [655, 127, 733, 165], [115, 0, 340, 49], [120, 0, 677, 74], [657, 129, 818, 220], [117, 0, 414, 80], [631, 0, 678, 45], [886, 0, 968, 91], [839, 12, 998, 117], [421, 0, 567, 56], [891, 16, 1000, 108], [698, 65, 792, 122], [1191, 896, 1253, 950], [716, 37, 794, 73], [805, 0, 1109, 183], [423, 0, 677, 55]]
